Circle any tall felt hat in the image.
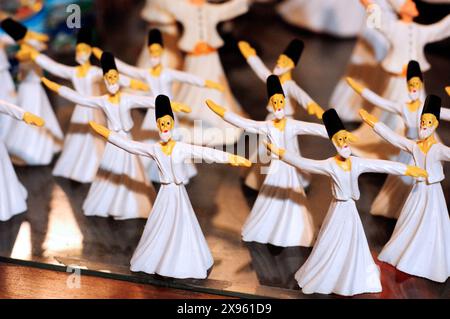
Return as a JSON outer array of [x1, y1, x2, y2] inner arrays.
[[422, 94, 441, 121], [322, 108, 346, 139], [266, 75, 284, 99], [282, 39, 304, 66], [155, 95, 174, 122], [407, 60, 423, 81], [148, 28, 163, 47], [1, 18, 27, 41], [76, 27, 92, 46], [101, 52, 117, 75]]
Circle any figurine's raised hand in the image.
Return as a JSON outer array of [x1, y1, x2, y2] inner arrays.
[[23, 112, 45, 127], [238, 41, 256, 59], [41, 77, 61, 93], [405, 165, 428, 179], [205, 80, 224, 92], [16, 45, 39, 62], [306, 102, 325, 119], [130, 79, 150, 91], [92, 47, 103, 60], [228, 154, 251, 167], [346, 77, 365, 95], [445, 86, 450, 96], [171, 102, 191, 113], [264, 141, 286, 159], [89, 121, 111, 139], [205, 99, 226, 118], [359, 109, 379, 128]]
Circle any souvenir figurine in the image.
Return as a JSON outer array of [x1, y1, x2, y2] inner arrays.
[[0, 31, 17, 139], [155, 0, 250, 146], [40, 52, 191, 219], [136, 0, 182, 70], [360, 95, 450, 283], [206, 75, 328, 247], [237, 39, 324, 190], [265, 108, 427, 296], [89, 94, 252, 279], [20, 28, 149, 183], [346, 60, 449, 218], [0, 99, 44, 221], [0, 18, 63, 166], [92, 29, 223, 182]]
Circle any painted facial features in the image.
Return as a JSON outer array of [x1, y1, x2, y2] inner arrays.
[[157, 115, 174, 142], [75, 43, 92, 65], [148, 44, 163, 67], [407, 77, 422, 101], [270, 93, 286, 120], [419, 113, 438, 140], [104, 69, 120, 94], [273, 54, 294, 76], [332, 130, 357, 159]]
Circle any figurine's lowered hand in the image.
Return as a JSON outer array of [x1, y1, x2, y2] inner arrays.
[[23, 112, 45, 127], [228, 154, 251, 167], [238, 41, 256, 59], [205, 99, 226, 118], [41, 77, 61, 93], [171, 102, 191, 113], [405, 165, 428, 179], [205, 80, 224, 92], [306, 102, 325, 119], [264, 141, 286, 159], [359, 109, 379, 128], [89, 121, 110, 139], [346, 77, 365, 95]]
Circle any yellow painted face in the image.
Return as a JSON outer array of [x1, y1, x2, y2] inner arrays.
[[270, 93, 285, 112], [148, 43, 163, 57], [276, 54, 295, 70], [420, 113, 438, 129], [104, 69, 119, 85], [157, 115, 174, 133], [76, 43, 92, 56], [332, 130, 358, 148], [407, 77, 422, 92]]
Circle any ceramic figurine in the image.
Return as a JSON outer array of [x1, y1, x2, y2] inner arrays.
[[0, 99, 44, 221], [238, 39, 324, 191], [0, 18, 63, 166], [0, 32, 17, 139], [265, 108, 427, 296], [40, 52, 187, 219], [206, 75, 328, 247], [92, 29, 223, 182], [89, 94, 251, 279], [156, 0, 250, 146], [136, 0, 182, 70], [360, 95, 450, 283], [277, 0, 366, 38]]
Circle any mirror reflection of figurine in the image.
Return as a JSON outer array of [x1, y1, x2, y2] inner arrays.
[[89, 95, 252, 279], [206, 75, 328, 248], [238, 39, 324, 191], [0, 18, 63, 166], [360, 95, 450, 283], [266, 109, 427, 296]]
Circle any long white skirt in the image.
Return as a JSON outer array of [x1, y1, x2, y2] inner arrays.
[[5, 81, 63, 165], [242, 159, 316, 247], [175, 52, 244, 146], [370, 150, 414, 218], [130, 183, 213, 279], [82, 131, 155, 220], [295, 199, 382, 296], [378, 182, 450, 283], [277, 0, 366, 38], [52, 104, 106, 183], [0, 69, 17, 139], [0, 140, 27, 221]]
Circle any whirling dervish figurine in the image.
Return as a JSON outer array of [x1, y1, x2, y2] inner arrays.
[[89, 94, 252, 279], [0, 18, 63, 166], [237, 39, 324, 190], [266, 108, 427, 296], [360, 95, 450, 283], [41, 52, 191, 219], [0, 99, 44, 221], [155, 0, 250, 146], [206, 75, 328, 247]]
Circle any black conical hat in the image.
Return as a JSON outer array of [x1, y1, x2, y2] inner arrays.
[[148, 28, 163, 47], [76, 27, 92, 45], [266, 75, 284, 99], [101, 52, 117, 75], [322, 108, 346, 139], [422, 94, 441, 121], [1, 18, 27, 41], [407, 60, 423, 81], [155, 95, 174, 122], [283, 39, 304, 66]]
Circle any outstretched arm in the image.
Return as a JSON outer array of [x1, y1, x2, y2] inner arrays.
[[287, 82, 324, 119], [167, 69, 223, 92], [206, 99, 267, 135], [217, 0, 249, 22], [439, 144, 450, 162], [440, 107, 450, 122], [0, 99, 44, 126], [291, 120, 328, 138], [238, 41, 271, 82], [423, 14, 450, 43], [34, 53, 73, 80], [358, 157, 427, 178]]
